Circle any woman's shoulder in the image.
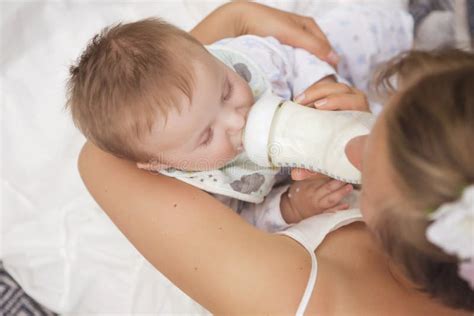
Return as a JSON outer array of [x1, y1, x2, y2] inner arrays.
[[309, 222, 465, 316], [306, 222, 387, 314]]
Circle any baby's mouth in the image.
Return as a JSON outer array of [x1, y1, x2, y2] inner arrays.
[[242, 110, 251, 145], [234, 107, 250, 154], [236, 128, 245, 153]]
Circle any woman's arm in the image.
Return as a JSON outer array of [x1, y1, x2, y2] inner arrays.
[[190, 1, 339, 66], [78, 142, 311, 314]]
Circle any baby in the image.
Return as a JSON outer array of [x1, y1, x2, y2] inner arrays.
[[66, 18, 354, 231]]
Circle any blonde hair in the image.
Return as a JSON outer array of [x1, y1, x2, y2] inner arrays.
[[66, 18, 204, 162], [375, 49, 474, 311], [374, 49, 474, 98]]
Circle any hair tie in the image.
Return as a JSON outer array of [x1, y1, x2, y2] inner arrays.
[[426, 184, 474, 289]]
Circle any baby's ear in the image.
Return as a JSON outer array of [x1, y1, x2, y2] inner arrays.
[[136, 161, 170, 171]]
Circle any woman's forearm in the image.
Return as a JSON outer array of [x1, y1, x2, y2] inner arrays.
[[189, 1, 338, 66], [190, 2, 244, 44], [78, 141, 311, 314]]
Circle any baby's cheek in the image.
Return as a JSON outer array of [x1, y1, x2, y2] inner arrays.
[[235, 77, 254, 105], [245, 85, 254, 105], [209, 144, 234, 166]]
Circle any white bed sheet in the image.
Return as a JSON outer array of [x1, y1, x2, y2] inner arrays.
[[1, 0, 408, 314]]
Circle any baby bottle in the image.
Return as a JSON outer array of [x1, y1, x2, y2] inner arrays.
[[243, 92, 375, 184]]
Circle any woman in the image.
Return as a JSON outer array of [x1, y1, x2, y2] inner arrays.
[[78, 2, 474, 315]]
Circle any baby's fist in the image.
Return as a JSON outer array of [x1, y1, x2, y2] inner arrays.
[[281, 177, 353, 223]]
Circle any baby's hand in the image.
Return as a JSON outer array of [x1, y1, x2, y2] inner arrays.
[[280, 177, 353, 224]]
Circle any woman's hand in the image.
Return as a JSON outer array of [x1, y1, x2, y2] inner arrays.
[[280, 177, 353, 223], [295, 79, 370, 112], [191, 1, 339, 67], [239, 2, 339, 66]]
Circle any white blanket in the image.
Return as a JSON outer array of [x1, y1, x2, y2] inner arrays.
[[1, 0, 408, 313]]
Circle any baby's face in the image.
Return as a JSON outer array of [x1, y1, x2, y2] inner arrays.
[[141, 50, 254, 171]]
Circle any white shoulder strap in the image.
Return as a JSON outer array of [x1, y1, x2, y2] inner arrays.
[[276, 209, 362, 315]]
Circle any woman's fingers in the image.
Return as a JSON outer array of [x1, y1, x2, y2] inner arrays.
[[297, 16, 339, 66], [296, 33, 333, 67], [239, 2, 338, 67], [314, 93, 370, 112], [299, 81, 370, 112], [297, 82, 353, 106], [300, 16, 326, 40]]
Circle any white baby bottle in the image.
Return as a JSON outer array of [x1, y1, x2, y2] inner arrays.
[[243, 92, 375, 184]]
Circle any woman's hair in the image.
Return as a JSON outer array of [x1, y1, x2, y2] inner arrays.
[[373, 49, 474, 98], [375, 49, 474, 311], [66, 18, 204, 162]]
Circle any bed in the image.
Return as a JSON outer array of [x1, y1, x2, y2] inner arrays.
[[4, 0, 469, 314]]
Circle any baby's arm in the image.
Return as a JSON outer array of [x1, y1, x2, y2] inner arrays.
[[240, 177, 353, 232], [287, 45, 340, 99], [239, 184, 291, 233], [280, 177, 353, 223], [262, 37, 368, 113]]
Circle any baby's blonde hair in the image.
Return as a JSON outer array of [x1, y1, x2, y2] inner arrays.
[[375, 49, 474, 311], [66, 18, 204, 162]]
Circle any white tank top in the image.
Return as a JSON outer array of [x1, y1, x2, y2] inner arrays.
[[277, 209, 363, 315]]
